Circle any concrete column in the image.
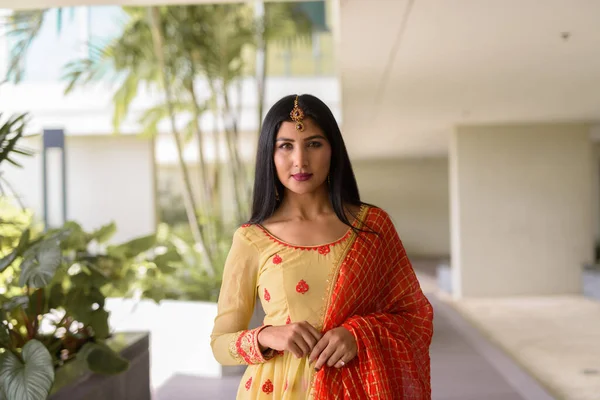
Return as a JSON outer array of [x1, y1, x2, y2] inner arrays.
[[450, 123, 594, 298]]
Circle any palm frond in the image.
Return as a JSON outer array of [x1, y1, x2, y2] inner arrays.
[[112, 71, 142, 132], [61, 38, 117, 94], [264, 3, 314, 46], [2, 10, 46, 83], [0, 113, 32, 168], [137, 100, 200, 139]]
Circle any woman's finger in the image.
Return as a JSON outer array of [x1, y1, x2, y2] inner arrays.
[[327, 347, 346, 368], [300, 328, 319, 351], [304, 322, 323, 342], [308, 334, 328, 364], [314, 342, 335, 370], [287, 340, 304, 358]]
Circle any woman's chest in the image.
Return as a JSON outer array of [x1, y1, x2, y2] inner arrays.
[[254, 244, 348, 325]]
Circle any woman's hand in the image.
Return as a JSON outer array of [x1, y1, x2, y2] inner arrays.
[[257, 321, 322, 358], [309, 327, 357, 370]]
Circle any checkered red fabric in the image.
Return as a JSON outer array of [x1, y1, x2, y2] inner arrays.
[[312, 207, 434, 399]]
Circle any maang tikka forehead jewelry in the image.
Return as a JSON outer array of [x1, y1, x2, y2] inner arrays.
[[290, 95, 305, 132]]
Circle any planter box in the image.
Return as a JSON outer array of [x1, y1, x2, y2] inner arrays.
[[49, 332, 150, 400], [104, 298, 266, 387], [105, 299, 227, 388]]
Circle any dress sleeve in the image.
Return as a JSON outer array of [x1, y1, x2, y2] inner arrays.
[[210, 228, 274, 365]]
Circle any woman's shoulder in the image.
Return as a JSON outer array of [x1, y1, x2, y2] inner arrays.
[[233, 222, 273, 249], [360, 204, 395, 228]]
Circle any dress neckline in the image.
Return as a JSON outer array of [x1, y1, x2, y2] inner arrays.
[[256, 205, 368, 251]]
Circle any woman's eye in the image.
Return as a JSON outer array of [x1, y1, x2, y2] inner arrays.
[[279, 143, 292, 150], [308, 141, 322, 148]]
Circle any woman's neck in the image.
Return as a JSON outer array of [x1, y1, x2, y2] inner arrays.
[[278, 186, 333, 221]]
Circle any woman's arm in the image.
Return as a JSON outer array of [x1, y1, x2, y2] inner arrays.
[[210, 228, 274, 365]]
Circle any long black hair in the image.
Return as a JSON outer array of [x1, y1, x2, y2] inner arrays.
[[248, 94, 366, 229]]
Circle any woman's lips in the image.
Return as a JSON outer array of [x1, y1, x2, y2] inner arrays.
[[292, 173, 313, 181]]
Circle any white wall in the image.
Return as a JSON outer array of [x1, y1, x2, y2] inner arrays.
[[353, 157, 450, 258], [450, 123, 594, 297], [2, 134, 156, 242]]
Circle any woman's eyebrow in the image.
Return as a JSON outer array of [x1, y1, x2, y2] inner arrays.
[[304, 135, 327, 141]]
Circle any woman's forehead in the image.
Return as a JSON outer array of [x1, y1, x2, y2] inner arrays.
[[277, 119, 324, 139]]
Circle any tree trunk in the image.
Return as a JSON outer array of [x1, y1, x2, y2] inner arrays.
[[222, 88, 247, 223], [187, 79, 217, 255], [147, 6, 214, 275], [255, 0, 267, 136], [210, 98, 224, 239]]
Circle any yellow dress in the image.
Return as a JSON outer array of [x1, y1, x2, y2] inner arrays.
[[210, 209, 366, 399]]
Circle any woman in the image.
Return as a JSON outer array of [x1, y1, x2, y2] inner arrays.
[[211, 94, 434, 399]]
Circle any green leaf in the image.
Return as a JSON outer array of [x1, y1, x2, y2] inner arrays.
[[88, 309, 110, 339], [0, 229, 30, 273], [88, 268, 109, 288], [89, 222, 116, 244], [69, 272, 89, 288], [70, 267, 109, 289], [0, 339, 54, 400], [59, 221, 88, 251], [142, 286, 166, 304], [0, 310, 9, 345], [111, 234, 156, 259], [153, 249, 181, 273], [0, 114, 30, 166], [88, 287, 105, 309], [47, 284, 64, 310], [2, 295, 29, 312], [85, 342, 129, 375], [19, 241, 62, 288], [64, 288, 92, 324]]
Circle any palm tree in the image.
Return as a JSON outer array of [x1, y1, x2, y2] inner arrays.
[[256, 2, 314, 135], [1, 8, 73, 84], [3, 3, 318, 276]]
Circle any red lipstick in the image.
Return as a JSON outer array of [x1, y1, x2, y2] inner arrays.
[[292, 173, 313, 181]]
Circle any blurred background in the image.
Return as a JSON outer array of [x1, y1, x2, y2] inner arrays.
[[0, 1, 598, 399]]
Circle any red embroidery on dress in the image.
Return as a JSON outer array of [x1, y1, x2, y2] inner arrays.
[[262, 379, 274, 394], [284, 381, 288, 391], [277, 350, 284, 356], [257, 224, 355, 251], [241, 223, 251, 228], [235, 328, 270, 364], [245, 377, 252, 390], [273, 254, 282, 264], [286, 315, 291, 324], [318, 245, 330, 255], [264, 288, 271, 302], [296, 280, 309, 294]]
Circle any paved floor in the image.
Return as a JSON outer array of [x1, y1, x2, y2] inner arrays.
[[452, 295, 600, 400], [155, 283, 554, 400]]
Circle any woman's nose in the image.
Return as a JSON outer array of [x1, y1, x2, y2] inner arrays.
[[294, 148, 308, 168]]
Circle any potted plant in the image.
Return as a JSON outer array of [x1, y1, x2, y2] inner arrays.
[[0, 113, 166, 399]]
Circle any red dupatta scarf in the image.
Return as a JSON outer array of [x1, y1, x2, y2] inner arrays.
[[312, 206, 434, 399]]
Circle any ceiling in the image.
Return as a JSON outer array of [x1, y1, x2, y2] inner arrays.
[[339, 0, 600, 158], [3, 0, 600, 158]]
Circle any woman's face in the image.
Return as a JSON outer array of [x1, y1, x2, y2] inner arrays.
[[273, 118, 332, 197]]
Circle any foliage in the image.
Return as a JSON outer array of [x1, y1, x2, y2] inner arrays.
[[0, 126, 136, 399], [2, 2, 317, 307], [0, 218, 155, 399]]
